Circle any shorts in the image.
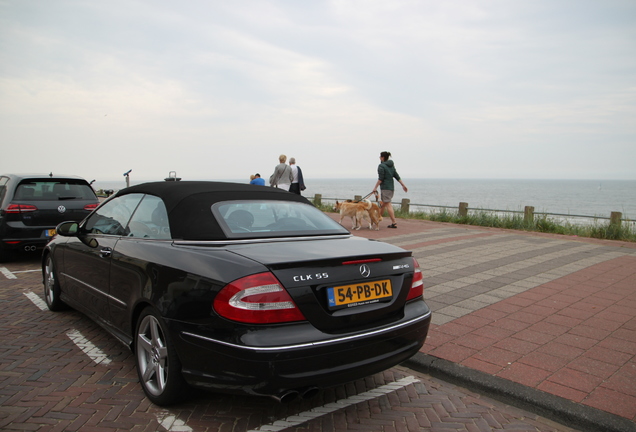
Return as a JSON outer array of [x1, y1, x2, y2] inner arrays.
[[380, 189, 394, 203]]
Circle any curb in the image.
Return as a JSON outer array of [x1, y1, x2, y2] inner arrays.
[[404, 353, 636, 432]]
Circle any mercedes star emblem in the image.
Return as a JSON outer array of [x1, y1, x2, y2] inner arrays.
[[359, 264, 371, 278]]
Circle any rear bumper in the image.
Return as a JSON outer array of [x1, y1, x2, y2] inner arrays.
[[1, 237, 50, 252], [174, 303, 431, 397], [1, 226, 53, 251]]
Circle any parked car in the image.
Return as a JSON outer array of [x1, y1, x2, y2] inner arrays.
[[0, 174, 99, 262], [42, 181, 431, 405]]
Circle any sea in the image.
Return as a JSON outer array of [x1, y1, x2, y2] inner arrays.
[[91, 178, 636, 222]]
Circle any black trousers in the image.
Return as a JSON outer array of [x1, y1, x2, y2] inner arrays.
[[289, 183, 301, 195]]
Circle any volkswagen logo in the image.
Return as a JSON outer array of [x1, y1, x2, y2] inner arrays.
[[359, 264, 371, 278], [57, 205, 67, 214]]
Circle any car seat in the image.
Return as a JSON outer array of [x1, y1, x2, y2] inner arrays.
[[227, 210, 254, 230]]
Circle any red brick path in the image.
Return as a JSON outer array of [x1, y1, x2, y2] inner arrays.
[[343, 215, 636, 422]]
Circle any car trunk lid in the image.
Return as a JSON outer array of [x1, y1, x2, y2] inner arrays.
[[9, 180, 97, 227], [226, 237, 417, 333]]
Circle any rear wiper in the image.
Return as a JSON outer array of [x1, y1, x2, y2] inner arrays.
[[57, 196, 77, 200]]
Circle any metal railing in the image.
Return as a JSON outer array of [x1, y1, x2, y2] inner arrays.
[[312, 194, 633, 227]]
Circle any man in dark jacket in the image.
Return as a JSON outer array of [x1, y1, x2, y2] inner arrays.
[[289, 157, 306, 195]]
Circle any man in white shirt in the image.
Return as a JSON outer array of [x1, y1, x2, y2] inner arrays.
[[288, 158, 306, 195]]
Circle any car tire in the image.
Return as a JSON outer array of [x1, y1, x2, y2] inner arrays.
[[43, 254, 68, 311], [134, 307, 188, 406]]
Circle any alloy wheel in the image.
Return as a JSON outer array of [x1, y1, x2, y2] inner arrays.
[[136, 314, 169, 397], [44, 258, 55, 305]]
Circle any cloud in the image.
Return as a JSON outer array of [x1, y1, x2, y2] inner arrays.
[[0, 0, 634, 181]]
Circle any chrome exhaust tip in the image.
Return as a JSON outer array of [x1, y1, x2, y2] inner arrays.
[[271, 390, 300, 403], [301, 387, 319, 400]]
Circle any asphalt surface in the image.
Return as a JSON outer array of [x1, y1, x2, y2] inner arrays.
[[340, 214, 636, 432], [1, 215, 635, 431]]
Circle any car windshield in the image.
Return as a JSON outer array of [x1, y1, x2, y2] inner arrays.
[[212, 200, 348, 239], [14, 180, 95, 201]]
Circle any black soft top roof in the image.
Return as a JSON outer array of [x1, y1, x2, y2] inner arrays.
[[119, 181, 310, 212], [116, 181, 314, 240]]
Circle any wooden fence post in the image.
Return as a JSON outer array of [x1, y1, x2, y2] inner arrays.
[[610, 212, 622, 226], [401, 199, 410, 213], [314, 194, 322, 206], [459, 202, 468, 217], [524, 206, 535, 223]]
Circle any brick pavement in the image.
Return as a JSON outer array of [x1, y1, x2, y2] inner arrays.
[[342, 215, 636, 431], [2, 253, 579, 431], [0, 216, 636, 431]]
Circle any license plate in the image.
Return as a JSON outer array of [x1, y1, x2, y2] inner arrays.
[[327, 279, 392, 309], [45, 229, 56, 237]]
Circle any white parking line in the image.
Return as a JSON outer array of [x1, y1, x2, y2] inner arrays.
[[155, 410, 194, 432], [247, 376, 420, 432], [1, 266, 17, 279], [24, 292, 113, 366], [24, 291, 48, 311], [66, 329, 112, 365]]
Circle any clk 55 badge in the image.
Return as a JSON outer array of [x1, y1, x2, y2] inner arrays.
[[293, 273, 329, 282]]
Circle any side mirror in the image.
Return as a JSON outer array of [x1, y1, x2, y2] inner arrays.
[[56, 221, 79, 237]]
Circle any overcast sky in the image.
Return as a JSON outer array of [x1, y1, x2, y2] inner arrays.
[[1, 0, 635, 183]]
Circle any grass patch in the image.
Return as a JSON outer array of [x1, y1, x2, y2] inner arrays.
[[400, 208, 636, 242]]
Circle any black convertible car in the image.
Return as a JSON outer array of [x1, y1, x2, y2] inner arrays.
[[42, 181, 431, 405]]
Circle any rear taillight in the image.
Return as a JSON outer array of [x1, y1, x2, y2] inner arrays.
[[5, 204, 38, 214], [84, 203, 99, 211], [213, 272, 306, 324], [406, 258, 424, 301]]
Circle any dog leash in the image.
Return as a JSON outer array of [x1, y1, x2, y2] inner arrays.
[[358, 191, 379, 202]]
